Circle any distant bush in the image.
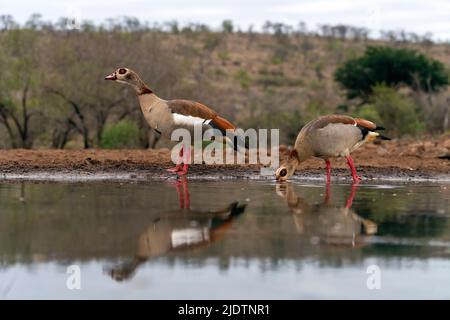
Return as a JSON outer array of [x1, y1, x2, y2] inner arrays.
[[203, 33, 221, 51], [221, 20, 234, 33], [335, 46, 449, 101], [362, 85, 424, 136], [217, 50, 230, 62], [304, 100, 330, 122], [314, 62, 324, 81], [100, 120, 140, 149], [353, 104, 381, 124], [256, 73, 304, 88], [270, 56, 283, 65], [234, 69, 252, 89]]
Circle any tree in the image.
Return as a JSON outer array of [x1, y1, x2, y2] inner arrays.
[[334, 46, 449, 101], [0, 29, 44, 148], [25, 13, 46, 30], [0, 15, 18, 31], [42, 31, 132, 148], [221, 20, 234, 33]]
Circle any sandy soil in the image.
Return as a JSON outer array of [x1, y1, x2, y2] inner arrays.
[[0, 135, 449, 181]]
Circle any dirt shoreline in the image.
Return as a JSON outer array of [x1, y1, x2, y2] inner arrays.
[[0, 135, 449, 182]]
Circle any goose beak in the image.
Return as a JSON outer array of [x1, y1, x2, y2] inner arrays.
[[104, 72, 117, 80]]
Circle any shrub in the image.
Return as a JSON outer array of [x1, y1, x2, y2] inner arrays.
[[100, 120, 140, 149], [217, 51, 230, 62], [271, 57, 283, 65], [234, 69, 252, 89], [203, 33, 221, 51], [352, 104, 381, 124], [367, 85, 424, 136], [256, 74, 303, 88], [304, 100, 330, 122]]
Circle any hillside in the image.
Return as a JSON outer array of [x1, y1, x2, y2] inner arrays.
[[0, 24, 449, 148]]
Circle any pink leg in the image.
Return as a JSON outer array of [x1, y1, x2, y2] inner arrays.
[[346, 155, 361, 183], [181, 177, 190, 209], [173, 176, 190, 209], [177, 164, 189, 176], [345, 182, 359, 209], [177, 145, 190, 176], [175, 179, 184, 208], [324, 177, 331, 204], [325, 159, 331, 184], [167, 146, 184, 173]]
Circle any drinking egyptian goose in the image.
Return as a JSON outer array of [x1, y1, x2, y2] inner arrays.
[[105, 67, 243, 175], [275, 115, 390, 182], [276, 183, 377, 247]]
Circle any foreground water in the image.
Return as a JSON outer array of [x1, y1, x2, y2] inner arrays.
[[0, 179, 449, 299]]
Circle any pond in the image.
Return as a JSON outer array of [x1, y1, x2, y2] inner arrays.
[[0, 179, 449, 299]]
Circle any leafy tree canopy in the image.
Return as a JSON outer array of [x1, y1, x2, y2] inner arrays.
[[334, 46, 449, 100]]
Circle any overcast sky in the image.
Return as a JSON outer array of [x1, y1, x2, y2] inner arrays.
[[1, 0, 449, 40]]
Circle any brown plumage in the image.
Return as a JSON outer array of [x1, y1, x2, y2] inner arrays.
[[275, 114, 390, 182], [167, 99, 216, 120], [105, 67, 242, 175], [355, 118, 377, 130], [167, 99, 236, 133]]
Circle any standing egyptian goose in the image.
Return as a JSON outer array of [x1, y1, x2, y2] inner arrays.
[[105, 67, 241, 175], [275, 115, 390, 182], [107, 178, 246, 281]]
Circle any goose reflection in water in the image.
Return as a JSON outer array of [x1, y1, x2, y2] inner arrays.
[[106, 177, 246, 281], [276, 182, 377, 247]]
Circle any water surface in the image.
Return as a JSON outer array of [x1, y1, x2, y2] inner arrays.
[[0, 180, 449, 299]]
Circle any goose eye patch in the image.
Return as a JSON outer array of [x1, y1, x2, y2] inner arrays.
[[118, 68, 127, 74]]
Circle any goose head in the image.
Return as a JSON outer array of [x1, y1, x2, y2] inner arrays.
[[105, 67, 152, 94], [275, 149, 300, 181], [105, 67, 136, 84]]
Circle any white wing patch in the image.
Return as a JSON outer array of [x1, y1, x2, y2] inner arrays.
[[172, 113, 212, 126], [170, 227, 210, 248]]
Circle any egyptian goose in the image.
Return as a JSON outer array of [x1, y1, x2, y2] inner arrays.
[[107, 178, 246, 281], [276, 183, 377, 247], [105, 67, 243, 175], [275, 115, 390, 182]]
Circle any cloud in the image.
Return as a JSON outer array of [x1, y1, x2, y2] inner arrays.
[[1, 0, 449, 39], [133, 7, 231, 19], [270, 0, 365, 14]]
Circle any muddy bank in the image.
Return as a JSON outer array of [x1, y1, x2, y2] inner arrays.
[[0, 135, 449, 182]]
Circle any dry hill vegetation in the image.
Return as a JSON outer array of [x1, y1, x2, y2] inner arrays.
[[0, 15, 449, 149]]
